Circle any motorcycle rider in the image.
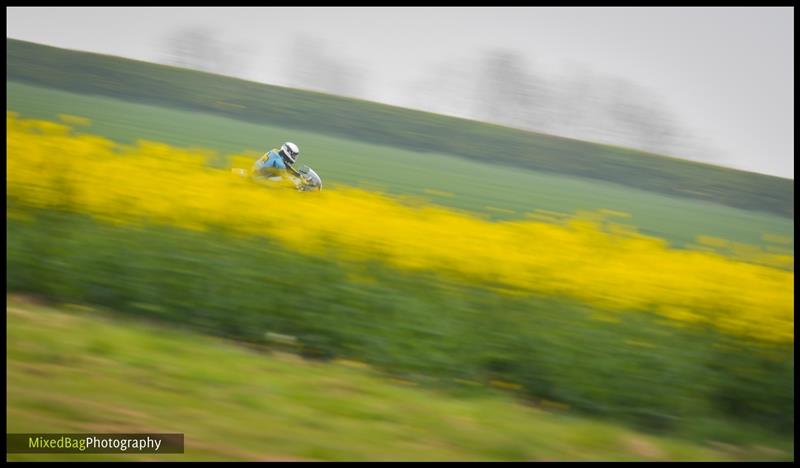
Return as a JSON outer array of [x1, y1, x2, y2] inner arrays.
[[252, 142, 301, 184]]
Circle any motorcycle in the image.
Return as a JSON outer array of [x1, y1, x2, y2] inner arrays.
[[231, 164, 323, 192]]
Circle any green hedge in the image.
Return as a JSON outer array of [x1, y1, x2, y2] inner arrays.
[[6, 38, 793, 218], [7, 209, 793, 438]]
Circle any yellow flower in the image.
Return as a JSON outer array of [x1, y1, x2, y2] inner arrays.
[[6, 113, 794, 343]]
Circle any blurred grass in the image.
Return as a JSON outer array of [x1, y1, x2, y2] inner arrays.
[[6, 81, 793, 251], [7, 210, 794, 439], [7, 295, 791, 461]]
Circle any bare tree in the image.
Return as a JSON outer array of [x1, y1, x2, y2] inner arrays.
[[397, 50, 719, 164], [474, 50, 529, 128], [472, 50, 556, 134], [286, 36, 365, 98], [551, 64, 603, 138], [544, 66, 698, 158], [403, 59, 478, 119], [162, 26, 248, 76], [597, 77, 686, 156]]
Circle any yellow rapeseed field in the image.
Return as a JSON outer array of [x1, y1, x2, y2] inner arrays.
[[7, 112, 794, 342]]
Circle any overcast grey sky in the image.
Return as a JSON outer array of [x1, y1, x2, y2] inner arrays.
[[7, 7, 794, 179]]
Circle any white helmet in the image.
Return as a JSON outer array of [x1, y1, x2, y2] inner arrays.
[[280, 142, 300, 164]]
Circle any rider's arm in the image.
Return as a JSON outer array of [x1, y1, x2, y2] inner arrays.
[[286, 164, 301, 177]]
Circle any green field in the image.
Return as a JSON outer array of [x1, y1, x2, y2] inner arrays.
[[8, 38, 793, 218], [6, 81, 793, 251], [7, 295, 792, 461]]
